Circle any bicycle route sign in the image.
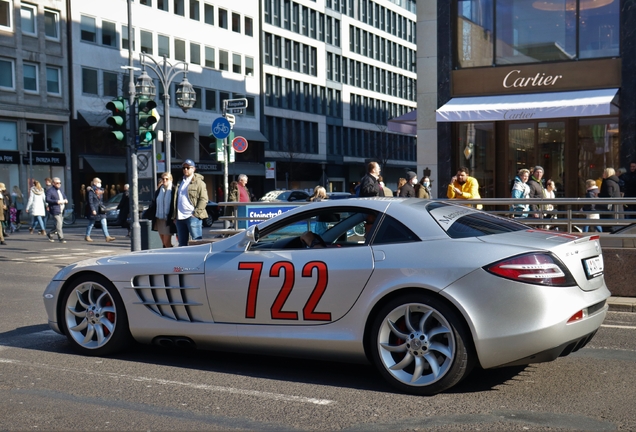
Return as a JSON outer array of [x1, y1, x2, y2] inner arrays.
[[232, 136, 248, 153], [211, 117, 231, 140]]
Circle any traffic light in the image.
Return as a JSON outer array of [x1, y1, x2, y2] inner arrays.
[[106, 97, 127, 142], [138, 97, 158, 145]]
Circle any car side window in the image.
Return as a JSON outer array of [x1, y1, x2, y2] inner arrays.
[[372, 215, 419, 245]]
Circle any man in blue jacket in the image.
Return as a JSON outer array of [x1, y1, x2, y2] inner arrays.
[[45, 177, 68, 243]]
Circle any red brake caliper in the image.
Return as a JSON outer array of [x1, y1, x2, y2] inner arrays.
[[104, 300, 114, 336]]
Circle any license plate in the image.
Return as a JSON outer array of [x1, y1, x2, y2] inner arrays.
[[583, 255, 604, 279]]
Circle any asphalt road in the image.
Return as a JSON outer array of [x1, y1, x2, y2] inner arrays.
[[1, 224, 635, 431]]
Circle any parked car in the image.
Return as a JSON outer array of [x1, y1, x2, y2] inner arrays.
[[327, 192, 354, 200], [43, 199, 610, 395], [259, 190, 310, 202], [103, 193, 150, 226], [202, 201, 223, 227]]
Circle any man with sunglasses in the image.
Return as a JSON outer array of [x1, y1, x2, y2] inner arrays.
[[172, 159, 208, 246], [45, 177, 68, 243]]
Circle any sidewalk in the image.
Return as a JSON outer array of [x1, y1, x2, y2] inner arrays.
[[607, 297, 636, 312]]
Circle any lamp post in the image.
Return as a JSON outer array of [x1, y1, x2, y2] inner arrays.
[[136, 54, 196, 173], [26, 129, 38, 187]]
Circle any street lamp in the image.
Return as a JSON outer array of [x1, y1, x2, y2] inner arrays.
[[136, 54, 196, 173]]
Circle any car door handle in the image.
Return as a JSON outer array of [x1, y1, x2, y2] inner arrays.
[[373, 250, 386, 262]]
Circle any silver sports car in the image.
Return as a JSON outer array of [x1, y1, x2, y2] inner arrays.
[[43, 198, 610, 395]]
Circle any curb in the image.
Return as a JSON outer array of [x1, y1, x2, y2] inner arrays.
[[607, 297, 636, 313]]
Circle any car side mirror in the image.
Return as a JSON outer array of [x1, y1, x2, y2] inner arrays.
[[245, 225, 259, 243]]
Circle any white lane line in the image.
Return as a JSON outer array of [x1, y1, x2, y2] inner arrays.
[[601, 324, 636, 330], [0, 357, 335, 406]]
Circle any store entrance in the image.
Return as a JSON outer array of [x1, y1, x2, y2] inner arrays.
[[507, 121, 566, 196]]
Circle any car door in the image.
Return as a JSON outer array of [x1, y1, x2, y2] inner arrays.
[[204, 209, 376, 325]]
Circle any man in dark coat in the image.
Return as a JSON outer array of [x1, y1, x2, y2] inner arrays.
[[399, 171, 417, 197], [527, 166, 545, 218], [359, 161, 385, 197], [45, 177, 68, 243]]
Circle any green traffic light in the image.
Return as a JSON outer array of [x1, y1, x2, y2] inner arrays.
[[111, 131, 125, 141], [106, 97, 127, 142]]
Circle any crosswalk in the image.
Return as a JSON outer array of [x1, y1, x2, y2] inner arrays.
[[10, 248, 121, 263]]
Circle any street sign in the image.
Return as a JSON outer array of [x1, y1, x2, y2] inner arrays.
[[232, 136, 248, 153], [226, 108, 244, 114], [224, 98, 248, 110], [211, 117, 231, 139], [225, 113, 236, 125]]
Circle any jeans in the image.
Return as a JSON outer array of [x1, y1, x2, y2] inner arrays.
[[30, 215, 45, 231], [86, 218, 111, 238], [49, 214, 64, 239], [175, 217, 202, 247]]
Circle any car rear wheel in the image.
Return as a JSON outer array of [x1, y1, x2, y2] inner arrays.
[[370, 294, 474, 395], [61, 274, 133, 356]]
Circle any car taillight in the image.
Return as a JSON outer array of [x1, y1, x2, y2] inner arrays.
[[485, 253, 576, 287]]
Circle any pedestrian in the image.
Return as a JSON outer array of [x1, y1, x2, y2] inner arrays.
[[415, 176, 431, 199], [173, 159, 209, 247], [447, 166, 482, 209], [620, 161, 636, 218], [308, 185, 328, 202], [527, 166, 545, 218], [543, 179, 558, 229], [84, 177, 115, 242], [399, 171, 417, 197], [146, 172, 176, 248], [26, 180, 47, 235], [235, 174, 251, 202], [45, 177, 68, 243], [43, 177, 53, 228], [0, 182, 7, 245], [378, 176, 393, 197], [598, 167, 622, 232], [396, 178, 406, 196], [11, 186, 24, 230], [116, 183, 131, 237], [510, 168, 530, 218], [359, 161, 385, 197], [582, 179, 602, 233]]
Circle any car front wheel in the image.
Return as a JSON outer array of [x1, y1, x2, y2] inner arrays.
[[61, 274, 133, 356], [370, 294, 474, 395]]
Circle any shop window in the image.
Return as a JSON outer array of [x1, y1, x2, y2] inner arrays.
[[458, 122, 496, 198], [0, 121, 17, 151], [578, 118, 620, 196], [44, 9, 59, 40]]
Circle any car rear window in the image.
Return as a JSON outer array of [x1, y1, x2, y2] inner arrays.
[[427, 202, 527, 239]]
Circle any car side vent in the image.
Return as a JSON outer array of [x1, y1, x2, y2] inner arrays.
[[131, 274, 205, 322]]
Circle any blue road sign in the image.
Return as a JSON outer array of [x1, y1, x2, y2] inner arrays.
[[211, 117, 231, 140]]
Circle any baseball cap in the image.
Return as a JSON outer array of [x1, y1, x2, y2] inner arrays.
[[182, 159, 196, 168]]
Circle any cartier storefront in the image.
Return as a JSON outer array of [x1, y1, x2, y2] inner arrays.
[[435, 0, 635, 200]]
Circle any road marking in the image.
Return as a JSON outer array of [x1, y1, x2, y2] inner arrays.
[[0, 356, 335, 406], [601, 324, 636, 330]]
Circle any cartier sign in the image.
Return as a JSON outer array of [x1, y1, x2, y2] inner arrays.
[[451, 58, 621, 97]]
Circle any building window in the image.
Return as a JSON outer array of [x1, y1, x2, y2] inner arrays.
[[21, 3, 36, 36], [219, 50, 229, 71], [80, 15, 96, 43], [205, 89, 216, 111], [205, 46, 215, 68], [140, 30, 153, 54], [232, 53, 241, 73], [245, 16, 253, 36], [0, 58, 14, 90], [82, 67, 98, 95], [190, 0, 199, 20], [103, 71, 118, 97], [190, 42, 200, 64], [0, 0, 11, 30], [174, 0, 184, 16], [204, 3, 213, 24], [157, 0, 168, 11], [232, 12, 240, 33], [246, 96, 255, 116], [141, 0, 151, 6], [245, 56, 254, 76], [122, 25, 135, 50], [102, 20, 117, 47], [23, 63, 38, 92], [193, 87, 202, 109], [46, 66, 60, 95], [218, 8, 228, 29], [44, 9, 59, 40], [158, 34, 170, 57], [175, 38, 186, 61], [0, 121, 17, 151]]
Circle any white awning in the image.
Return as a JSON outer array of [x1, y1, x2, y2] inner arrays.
[[436, 88, 619, 122]]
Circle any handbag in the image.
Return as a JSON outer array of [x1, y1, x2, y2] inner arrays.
[[98, 203, 106, 214]]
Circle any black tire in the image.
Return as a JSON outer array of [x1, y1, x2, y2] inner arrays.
[[369, 293, 474, 395], [60, 274, 133, 356]]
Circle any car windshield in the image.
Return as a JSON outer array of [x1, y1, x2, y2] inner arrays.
[[426, 201, 527, 239], [107, 193, 122, 204], [260, 190, 283, 201]]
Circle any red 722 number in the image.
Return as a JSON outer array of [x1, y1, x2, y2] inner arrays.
[[238, 261, 332, 321]]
